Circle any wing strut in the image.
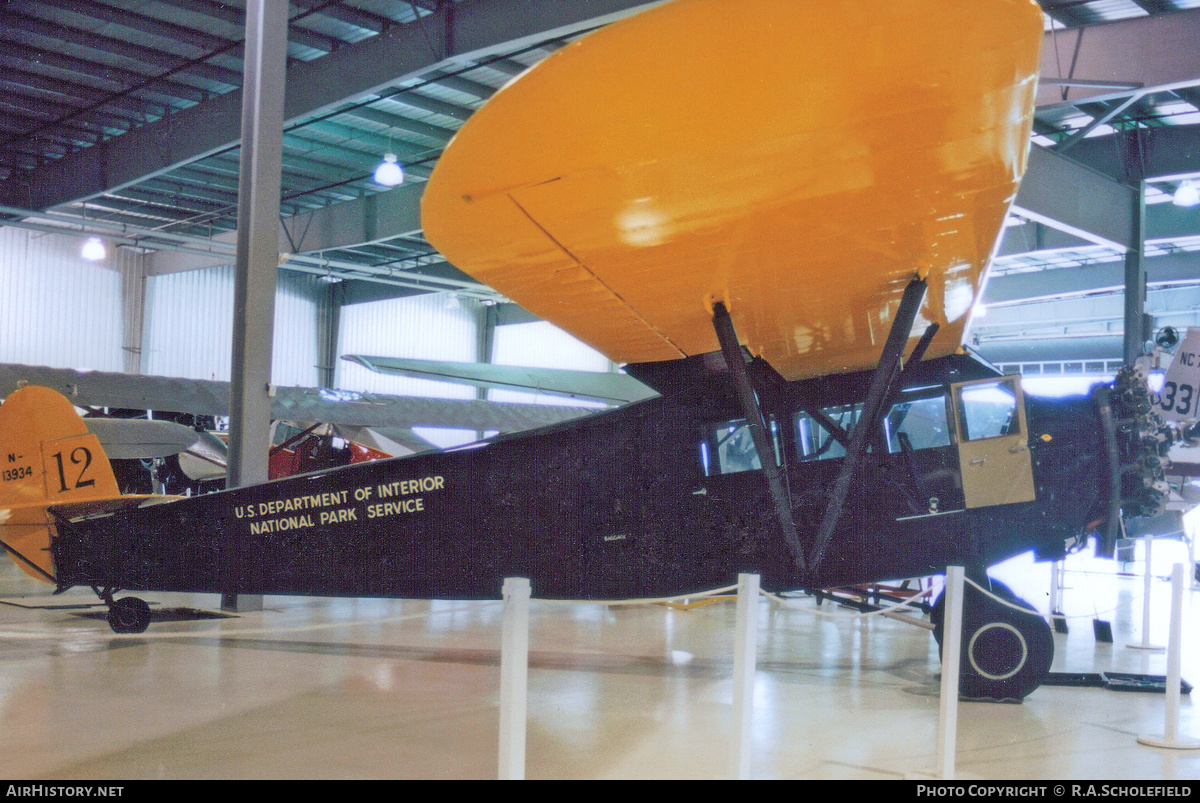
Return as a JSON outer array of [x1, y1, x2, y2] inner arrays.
[[808, 277, 929, 574], [711, 302, 807, 576]]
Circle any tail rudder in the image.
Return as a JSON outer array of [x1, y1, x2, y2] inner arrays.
[[0, 386, 120, 581]]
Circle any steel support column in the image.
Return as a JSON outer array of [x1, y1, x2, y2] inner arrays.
[[120, 259, 146, 375], [475, 303, 498, 440], [316, 281, 343, 389], [1124, 180, 1148, 365], [223, 0, 289, 612]]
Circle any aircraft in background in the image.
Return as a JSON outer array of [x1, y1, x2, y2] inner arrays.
[[1151, 326, 1200, 480], [0, 0, 1180, 702], [0, 362, 591, 493], [1137, 326, 1200, 577]]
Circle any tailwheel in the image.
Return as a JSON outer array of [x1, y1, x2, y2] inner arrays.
[[931, 578, 1054, 702], [107, 596, 152, 634]]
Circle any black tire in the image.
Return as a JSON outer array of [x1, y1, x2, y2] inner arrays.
[[107, 596, 152, 634], [931, 578, 1054, 702]]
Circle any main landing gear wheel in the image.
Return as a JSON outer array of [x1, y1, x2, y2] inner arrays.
[[107, 596, 152, 634], [931, 579, 1054, 702]]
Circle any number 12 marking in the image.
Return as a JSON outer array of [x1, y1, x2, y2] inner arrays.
[[52, 447, 95, 493]]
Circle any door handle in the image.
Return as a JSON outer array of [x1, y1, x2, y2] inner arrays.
[[970, 457, 986, 465]]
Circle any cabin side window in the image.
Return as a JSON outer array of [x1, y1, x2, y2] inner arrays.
[[795, 395, 951, 460], [700, 418, 780, 476], [794, 403, 861, 461], [955, 379, 1021, 441]]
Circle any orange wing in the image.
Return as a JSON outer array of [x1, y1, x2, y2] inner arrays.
[[422, 0, 1043, 380]]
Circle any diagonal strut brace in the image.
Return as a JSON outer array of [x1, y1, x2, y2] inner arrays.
[[712, 302, 807, 576], [808, 277, 929, 575], [0, 536, 57, 585]]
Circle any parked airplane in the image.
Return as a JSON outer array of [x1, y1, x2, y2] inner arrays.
[[0, 362, 591, 493], [0, 0, 1178, 701], [0, 363, 588, 436]]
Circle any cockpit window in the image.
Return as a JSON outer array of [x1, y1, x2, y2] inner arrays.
[[272, 423, 306, 446], [884, 395, 951, 453], [956, 379, 1020, 441]]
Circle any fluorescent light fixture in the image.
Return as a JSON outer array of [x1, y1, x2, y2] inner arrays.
[[373, 152, 404, 186], [1173, 180, 1199, 208], [81, 237, 106, 261]]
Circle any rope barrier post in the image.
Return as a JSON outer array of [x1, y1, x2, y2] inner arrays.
[[1130, 535, 1165, 652], [1137, 563, 1200, 750], [937, 566, 965, 780], [499, 577, 531, 780], [732, 572, 760, 780]]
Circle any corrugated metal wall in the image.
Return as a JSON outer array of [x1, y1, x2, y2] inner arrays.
[[0, 226, 126, 371], [489, 320, 613, 408], [0, 219, 614, 444], [274, 274, 326, 387], [336, 292, 482, 398], [143, 264, 233, 381], [143, 264, 324, 386]]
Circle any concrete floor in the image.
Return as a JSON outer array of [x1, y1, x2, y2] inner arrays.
[[0, 542, 1197, 780]]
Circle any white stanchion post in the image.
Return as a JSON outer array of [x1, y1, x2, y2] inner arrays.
[[1137, 563, 1200, 750], [732, 572, 760, 780], [1131, 535, 1165, 651], [1190, 517, 1200, 592], [499, 577, 531, 780], [1050, 560, 1062, 628], [937, 566, 965, 780]]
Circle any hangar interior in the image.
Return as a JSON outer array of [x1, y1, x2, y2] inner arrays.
[[0, 0, 1199, 780]]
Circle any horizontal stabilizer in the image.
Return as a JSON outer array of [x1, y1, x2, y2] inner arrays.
[[48, 494, 179, 522], [343, 356, 657, 404], [84, 418, 200, 460]]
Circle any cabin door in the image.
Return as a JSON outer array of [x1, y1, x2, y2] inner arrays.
[[949, 376, 1036, 509]]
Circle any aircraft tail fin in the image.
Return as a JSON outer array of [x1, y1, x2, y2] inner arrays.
[[0, 386, 121, 582]]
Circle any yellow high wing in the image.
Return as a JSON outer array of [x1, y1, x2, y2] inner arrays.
[[422, 0, 1043, 380]]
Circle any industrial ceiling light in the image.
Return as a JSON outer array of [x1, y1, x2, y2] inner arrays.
[[80, 236, 106, 261], [1174, 180, 1200, 208], [78, 202, 106, 261], [373, 152, 404, 187]]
